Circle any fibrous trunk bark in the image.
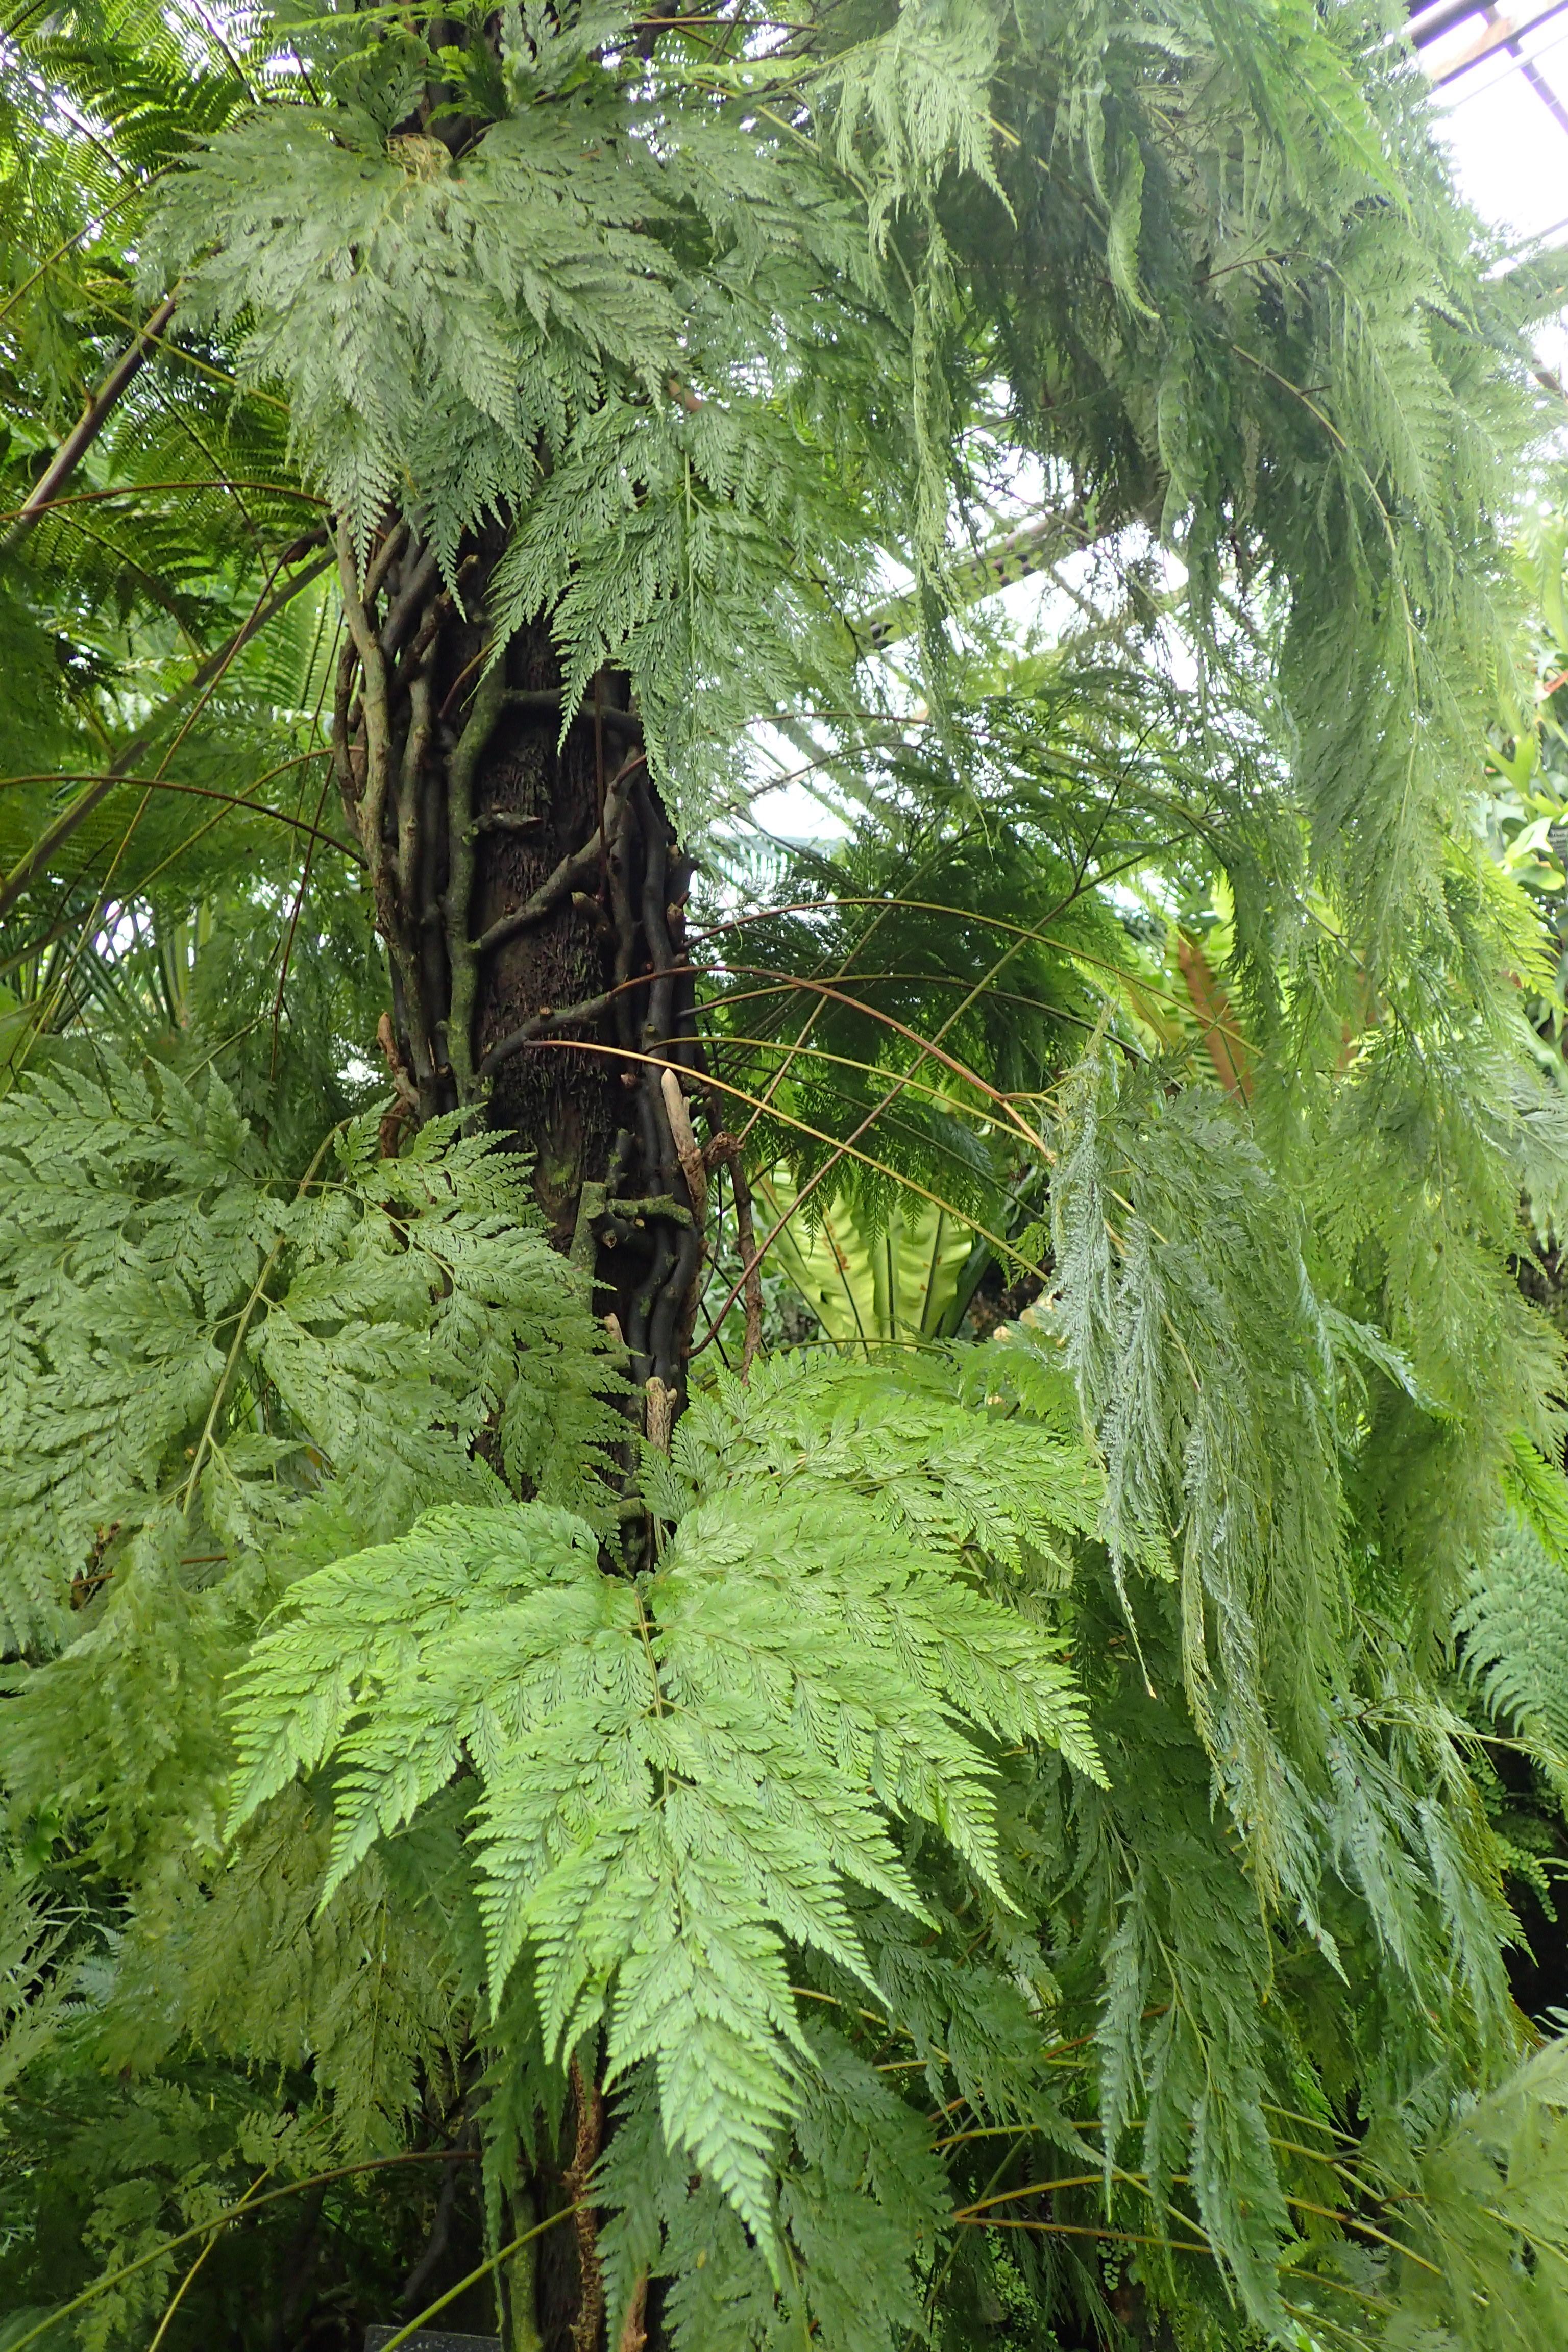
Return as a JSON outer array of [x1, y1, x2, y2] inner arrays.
[[332, 516, 716, 1438], [332, 514, 733, 2350]]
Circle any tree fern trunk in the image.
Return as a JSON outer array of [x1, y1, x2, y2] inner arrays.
[[332, 516, 707, 1426], [332, 516, 702, 2352]]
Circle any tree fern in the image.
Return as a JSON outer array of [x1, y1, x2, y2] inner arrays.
[[7, 0, 1568, 2344]]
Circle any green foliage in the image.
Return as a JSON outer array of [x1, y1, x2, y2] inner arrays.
[[8, 0, 1568, 2345], [1366, 2038, 1568, 2350], [754, 1169, 980, 1345], [1459, 1506, 1568, 1798], [228, 1355, 1103, 2263], [596, 2027, 950, 2352], [139, 4, 897, 816], [0, 1055, 622, 1867], [142, 31, 690, 570], [0, 1863, 81, 2100], [660, 1347, 1099, 1576], [1051, 1042, 1348, 1851]]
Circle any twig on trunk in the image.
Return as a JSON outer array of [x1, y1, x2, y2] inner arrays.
[[476, 985, 623, 1080], [337, 519, 432, 1089], [377, 1011, 420, 1157], [397, 657, 434, 916], [661, 1068, 707, 1220], [332, 630, 361, 822], [469, 830, 608, 958], [468, 756, 644, 959], [380, 538, 441, 656], [563, 2057, 605, 2352], [444, 654, 508, 1109]]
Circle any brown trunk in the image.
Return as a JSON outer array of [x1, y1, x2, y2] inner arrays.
[[332, 516, 707, 1427], [333, 516, 704, 2352]]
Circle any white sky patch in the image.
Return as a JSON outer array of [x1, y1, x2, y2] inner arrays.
[[1432, 10, 1568, 248]]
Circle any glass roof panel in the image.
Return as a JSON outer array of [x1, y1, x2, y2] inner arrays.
[[1411, 0, 1568, 244]]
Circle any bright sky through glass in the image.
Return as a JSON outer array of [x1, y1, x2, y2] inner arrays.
[[1428, 1, 1568, 248]]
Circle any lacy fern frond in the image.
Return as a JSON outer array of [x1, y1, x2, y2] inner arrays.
[[0, 1056, 621, 1877], [663, 1348, 1102, 1577], [1049, 1041, 1346, 1869], [230, 1455, 1101, 2259], [1458, 1508, 1568, 1795]]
